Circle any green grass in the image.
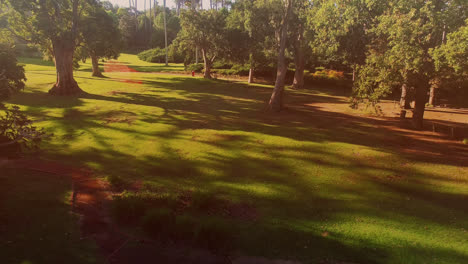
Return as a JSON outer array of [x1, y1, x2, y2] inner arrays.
[[115, 53, 185, 72], [0, 168, 100, 264], [3, 56, 468, 263]]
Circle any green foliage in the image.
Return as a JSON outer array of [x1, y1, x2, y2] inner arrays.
[[188, 63, 204, 73], [115, 5, 180, 52], [0, 105, 48, 149], [214, 64, 250, 76], [213, 61, 234, 69], [177, 9, 230, 75], [137, 47, 167, 63], [138, 45, 186, 64], [77, 2, 122, 61], [0, 44, 26, 100], [351, 57, 396, 108], [305, 69, 350, 87]]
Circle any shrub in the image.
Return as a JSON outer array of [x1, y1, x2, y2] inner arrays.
[[463, 138, 468, 145], [304, 69, 350, 88], [188, 63, 204, 73], [137, 48, 166, 63], [168, 44, 185, 63], [212, 61, 233, 69], [0, 44, 26, 101], [0, 105, 48, 150]]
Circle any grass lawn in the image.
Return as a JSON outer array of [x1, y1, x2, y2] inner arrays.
[[0, 168, 100, 264], [113, 53, 186, 72], [3, 54, 468, 263]]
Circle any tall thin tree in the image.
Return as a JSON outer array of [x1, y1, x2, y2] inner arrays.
[[163, 0, 168, 65], [269, 0, 293, 111]]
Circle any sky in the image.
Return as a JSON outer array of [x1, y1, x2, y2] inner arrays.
[[106, 0, 213, 10]]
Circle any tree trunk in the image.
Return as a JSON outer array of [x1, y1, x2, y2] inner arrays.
[[49, 40, 83, 96], [412, 85, 428, 130], [399, 83, 410, 118], [352, 67, 356, 82], [428, 79, 439, 106], [291, 24, 305, 89], [202, 49, 212, 79], [204, 61, 212, 79], [248, 68, 254, 83], [269, 0, 293, 111], [91, 54, 104, 78], [428, 86, 435, 106]]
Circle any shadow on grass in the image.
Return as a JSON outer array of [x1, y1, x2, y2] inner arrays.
[[7, 73, 468, 263]]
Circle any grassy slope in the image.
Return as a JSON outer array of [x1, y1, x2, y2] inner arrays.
[[116, 53, 185, 72], [0, 168, 100, 264], [5, 55, 468, 263]]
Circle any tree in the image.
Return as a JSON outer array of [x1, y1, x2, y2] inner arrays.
[[307, 0, 377, 80], [351, 0, 467, 129], [178, 9, 229, 78], [269, 0, 293, 111], [290, 0, 309, 89], [431, 18, 468, 106], [6, 0, 91, 95], [78, 3, 122, 77], [227, 0, 277, 84], [0, 44, 26, 101]]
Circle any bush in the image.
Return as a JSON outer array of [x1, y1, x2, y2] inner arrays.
[[137, 48, 166, 63], [168, 44, 185, 63], [212, 64, 250, 76], [212, 61, 233, 69], [304, 69, 350, 87], [0, 105, 48, 150], [188, 63, 204, 73], [0, 44, 26, 101], [463, 138, 468, 145]]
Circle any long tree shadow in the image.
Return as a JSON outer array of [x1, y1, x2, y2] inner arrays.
[[8, 72, 468, 263]]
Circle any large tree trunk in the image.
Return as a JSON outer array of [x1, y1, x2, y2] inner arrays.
[[201, 49, 212, 79], [291, 25, 305, 89], [412, 85, 428, 130], [91, 54, 104, 78], [269, 0, 293, 111], [49, 40, 83, 96]]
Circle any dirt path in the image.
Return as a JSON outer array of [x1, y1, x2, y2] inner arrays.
[[104, 61, 137, 73]]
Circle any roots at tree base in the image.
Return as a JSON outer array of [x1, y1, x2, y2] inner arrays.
[[48, 80, 84, 96]]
